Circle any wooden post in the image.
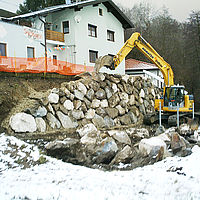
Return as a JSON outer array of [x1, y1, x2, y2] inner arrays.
[[39, 17, 48, 78], [44, 22, 47, 78]]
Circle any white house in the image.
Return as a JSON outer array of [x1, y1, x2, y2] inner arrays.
[[125, 59, 164, 88], [1, 0, 133, 75]]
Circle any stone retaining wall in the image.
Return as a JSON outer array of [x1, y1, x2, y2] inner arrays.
[[8, 73, 161, 133]]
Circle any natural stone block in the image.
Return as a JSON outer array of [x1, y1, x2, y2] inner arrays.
[[108, 130, 131, 145], [35, 117, 46, 132], [63, 99, 74, 110], [74, 90, 84, 100], [57, 111, 78, 129], [48, 93, 59, 104], [95, 88, 106, 100], [105, 107, 119, 119], [71, 110, 84, 120], [47, 113, 61, 129], [10, 113, 37, 133]]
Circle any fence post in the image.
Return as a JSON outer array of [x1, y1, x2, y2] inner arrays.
[[177, 103, 179, 128], [14, 50, 17, 76], [193, 103, 195, 119], [159, 101, 162, 126]]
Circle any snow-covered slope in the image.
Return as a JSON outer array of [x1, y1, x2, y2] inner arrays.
[[1, 133, 200, 200]]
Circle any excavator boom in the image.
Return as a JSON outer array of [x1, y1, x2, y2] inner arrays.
[[95, 32, 174, 86], [94, 32, 194, 125]]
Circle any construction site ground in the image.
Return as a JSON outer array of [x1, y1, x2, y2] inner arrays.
[[0, 72, 75, 131]]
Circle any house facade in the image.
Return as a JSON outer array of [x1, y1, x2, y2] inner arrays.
[[125, 59, 164, 88], [1, 0, 133, 75]]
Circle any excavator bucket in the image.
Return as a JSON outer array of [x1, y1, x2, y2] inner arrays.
[[94, 55, 114, 73]]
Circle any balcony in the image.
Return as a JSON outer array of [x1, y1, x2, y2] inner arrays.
[[46, 30, 64, 43]]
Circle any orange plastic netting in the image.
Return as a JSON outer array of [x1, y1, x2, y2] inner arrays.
[[0, 56, 94, 75]]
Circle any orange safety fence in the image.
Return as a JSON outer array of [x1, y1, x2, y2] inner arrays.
[[0, 56, 94, 75]]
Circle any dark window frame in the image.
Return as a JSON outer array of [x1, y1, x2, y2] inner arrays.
[[62, 21, 70, 34], [99, 8, 103, 16], [107, 30, 115, 42], [89, 50, 98, 63], [88, 24, 97, 38], [0, 43, 7, 57], [53, 55, 57, 65], [27, 46, 35, 60]]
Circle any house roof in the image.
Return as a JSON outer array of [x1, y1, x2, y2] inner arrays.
[[125, 59, 158, 71], [4, 0, 134, 29], [0, 9, 16, 18]]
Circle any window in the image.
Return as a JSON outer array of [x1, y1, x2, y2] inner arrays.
[[53, 55, 57, 65], [89, 50, 98, 63], [99, 8, 103, 16], [62, 21, 69, 34], [27, 47, 35, 59], [0, 43, 7, 56], [107, 30, 115, 42], [88, 24, 97, 37]]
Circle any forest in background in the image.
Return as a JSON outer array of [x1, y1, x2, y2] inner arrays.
[[119, 2, 200, 111]]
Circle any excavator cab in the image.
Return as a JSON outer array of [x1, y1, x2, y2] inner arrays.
[[164, 86, 185, 109]]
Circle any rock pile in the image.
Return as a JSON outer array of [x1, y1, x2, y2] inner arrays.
[[44, 123, 199, 169], [8, 73, 160, 133], [2, 72, 200, 170]]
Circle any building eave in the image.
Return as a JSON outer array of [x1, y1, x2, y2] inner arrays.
[[3, 0, 133, 29]]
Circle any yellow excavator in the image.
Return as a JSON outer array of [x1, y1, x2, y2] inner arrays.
[[95, 32, 194, 125]]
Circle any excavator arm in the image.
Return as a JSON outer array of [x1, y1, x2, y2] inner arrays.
[[95, 32, 174, 86]]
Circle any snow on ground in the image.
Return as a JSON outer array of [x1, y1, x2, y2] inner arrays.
[[1, 133, 200, 200]]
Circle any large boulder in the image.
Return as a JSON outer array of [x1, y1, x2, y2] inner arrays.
[[48, 93, 59, 104], [56, 111, 78, 129], [26, 105, 47, 118], [104, 116, 115, 128], [170, 132, 191, 156], [77, 123, 97, 137], [77, 82, 87, 95], [63, 99, 74, 110], [45, 138, 79, 150], [85, 109, 95, 119], [139, 137, 167, 159], [35, 117, 46, 132], [71, 110, 84, 120], [10, 112, 37, 133], [95, 89, 106, 100], [108, 130, 131, 145], [108, 93, 120, 108], [86, 88, 95, 100], [94, 137, 118, 164], [105, 107, 118, 119], [111, 145, 133, 164], [46, 113, 61, 129], [74, 90, 84, 100], [92, 114, 106, 128]]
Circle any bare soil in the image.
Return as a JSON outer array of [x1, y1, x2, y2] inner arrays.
[[0, 73, 76, 131]]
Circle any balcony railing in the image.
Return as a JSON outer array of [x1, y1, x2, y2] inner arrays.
[[46, 30, 65, 42]]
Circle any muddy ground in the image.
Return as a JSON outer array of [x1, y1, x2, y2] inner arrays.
[[0, 73, 76, 131]]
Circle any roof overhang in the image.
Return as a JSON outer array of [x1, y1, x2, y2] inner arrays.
[[3, 0, 133, 29]]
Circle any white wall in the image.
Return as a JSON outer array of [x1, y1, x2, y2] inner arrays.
[[0, 21, 44, 58], [48, 3, 125, 74], [74, 4, 125, 74]]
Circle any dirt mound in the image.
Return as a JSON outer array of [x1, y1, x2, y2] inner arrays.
[[0, 73, 76, 130]]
